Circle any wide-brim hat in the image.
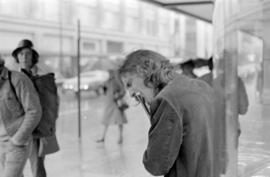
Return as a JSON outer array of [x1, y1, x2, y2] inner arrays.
[[12, 39, 39, 64]]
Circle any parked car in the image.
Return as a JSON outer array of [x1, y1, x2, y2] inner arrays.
[[62, 70, 110, 95]]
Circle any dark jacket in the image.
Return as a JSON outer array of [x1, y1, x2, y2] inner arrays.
[[143, 75, 216, 177]]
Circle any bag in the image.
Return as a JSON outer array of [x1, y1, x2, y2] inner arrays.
[[116, 98, 129, 111], [9, 71, 59, 138], [32, 73, 59, 137]]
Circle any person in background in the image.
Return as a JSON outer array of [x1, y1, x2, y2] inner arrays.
[[199, 56, 249, 176], [198, 57, 226, 176], [199, 56, 249, 137], [0, 55, 42, 177], [199, 57, 213, 85], [180, 59, 197, 78], [119, 49, 216, 177], [12, 39, 59, 177], [96, 69, 128, 144]]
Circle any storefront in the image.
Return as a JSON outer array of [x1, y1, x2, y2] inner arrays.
[[213, 0, 270, 176]]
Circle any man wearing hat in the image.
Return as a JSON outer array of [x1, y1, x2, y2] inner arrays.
[[12, 39, 39, 78], [0, 48, 42, 176], [12, 39, 60, 177]]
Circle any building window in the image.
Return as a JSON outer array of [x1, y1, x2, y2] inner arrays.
[[107, 41, 123, 54], [76, 5, 97, 27], [146, 19, 156, 36], [82, 41, 96, 52], [102, 0, 120, 12], [102, 11, 120, 30], [144, 4, 157, 36], [125, 16, 139, 33], [124, 0, 139, 33], [0, 0, 11, 15], [61, 0, 75, 25], [75, 0, 97, 7], [125, 0, 139, 8], [158, 8, 171, 38], [29, 0, 44, 20], [43, 0, 59, 22], [0, 0, 25, 17]]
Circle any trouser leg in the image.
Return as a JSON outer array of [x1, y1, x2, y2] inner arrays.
[[29, 139, 46, 177], [4, 141, 30, 177], [0, 143, 6, 175]]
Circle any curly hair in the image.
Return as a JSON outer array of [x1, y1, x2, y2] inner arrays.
[[119, 49, 176, 94]]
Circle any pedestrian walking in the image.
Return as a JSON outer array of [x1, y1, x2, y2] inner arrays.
[[12, 39, 59, 177], [0, 55, 42, 177], [119, 49, 216, 177], [96, 70, 128, 144]]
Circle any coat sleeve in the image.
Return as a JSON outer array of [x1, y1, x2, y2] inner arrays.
[[143, 98, 183, 176], [10, 74, 42, 146]]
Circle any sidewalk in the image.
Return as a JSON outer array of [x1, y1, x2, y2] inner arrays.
[[24, 95, 155, 177], [238, 79, 270, 177], [23, 79, 270, 177]]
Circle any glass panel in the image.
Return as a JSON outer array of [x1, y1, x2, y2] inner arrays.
[[213, 0, 270, 177]]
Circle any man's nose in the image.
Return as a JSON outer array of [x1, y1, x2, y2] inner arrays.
[[20, 53, 26, 59]]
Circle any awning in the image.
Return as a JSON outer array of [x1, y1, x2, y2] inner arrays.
[[141, 0, 215, 23]]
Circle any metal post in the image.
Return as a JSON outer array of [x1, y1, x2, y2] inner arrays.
[[59, 0, 63, 75], [77, 20, 81, 138]]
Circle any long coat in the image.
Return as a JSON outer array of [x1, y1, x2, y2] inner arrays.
[[0, 67, 42, 145], [143, 75, 216, 177], [102, 71, 127, 125]]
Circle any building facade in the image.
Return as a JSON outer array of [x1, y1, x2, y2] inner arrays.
[[0, 0, 212, 77]]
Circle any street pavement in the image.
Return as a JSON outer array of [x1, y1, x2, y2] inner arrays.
[[23, 78, 270, 177]]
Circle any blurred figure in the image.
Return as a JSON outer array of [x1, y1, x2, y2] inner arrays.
[[199, 57, 249, 136], [97, 70, 128, 144], [199, 56, 249, 176], [119, 50, 216, 177], [180, 59, 197, 78], [12, 39, 59, 177], [0, 54, 42, 177], [198, 57, 226, 176]]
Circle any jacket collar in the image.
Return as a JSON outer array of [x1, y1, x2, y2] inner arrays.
[[21, 68, 33, 79], [0, 67, 8, 80]]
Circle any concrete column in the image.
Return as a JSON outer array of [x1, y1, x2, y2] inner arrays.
[[223, 2, 239, 177], [262, 5, 270, 104]]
